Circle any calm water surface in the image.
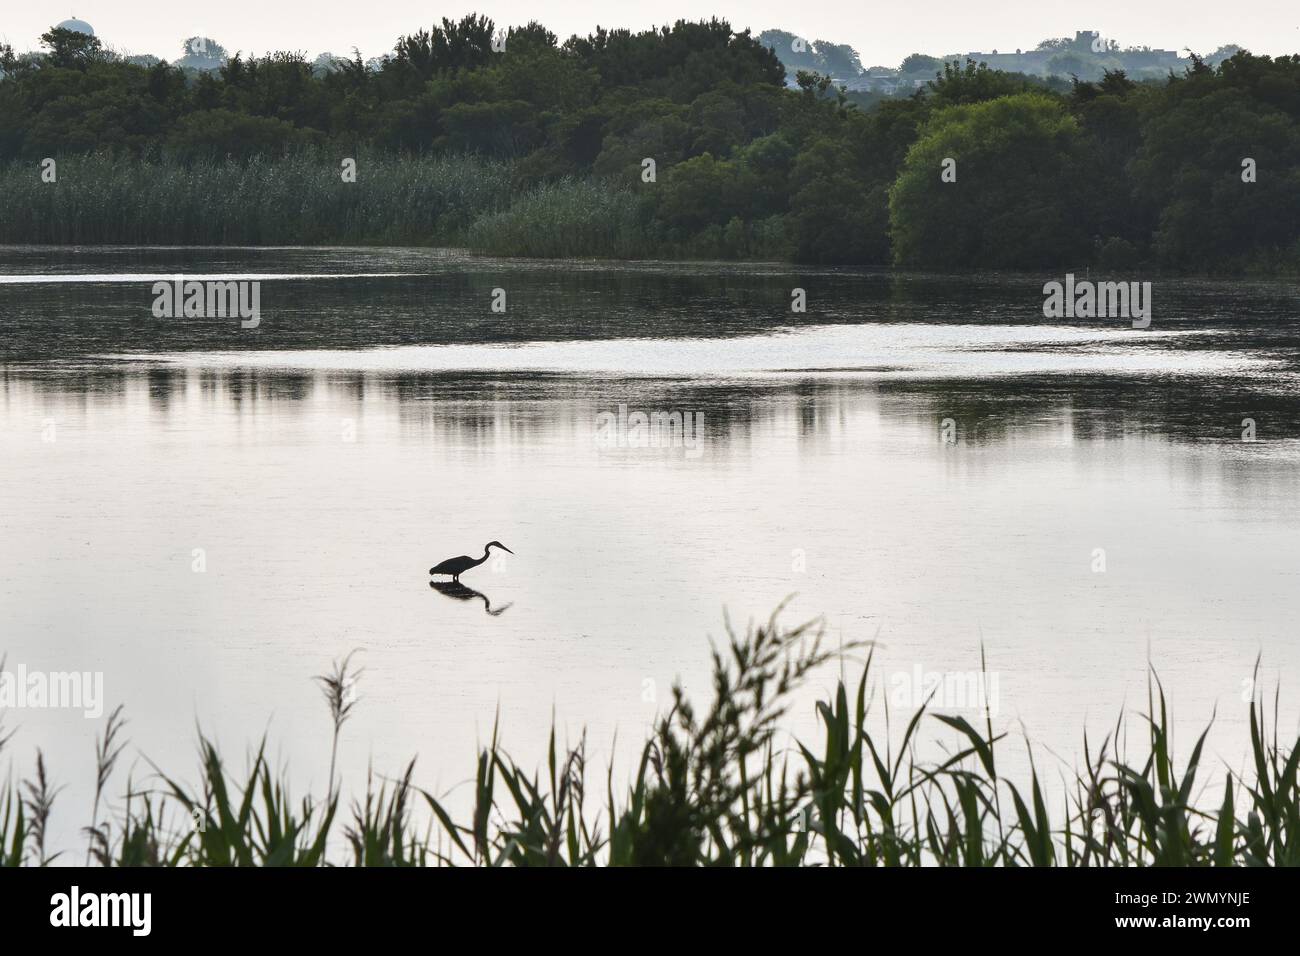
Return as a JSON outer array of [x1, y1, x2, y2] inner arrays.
[[2, 246, 1299, 851]]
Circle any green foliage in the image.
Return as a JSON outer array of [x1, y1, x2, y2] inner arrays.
[[465, 178, 654, 257], [889, 93, 1090, 268], [1, 19, 1300, 271], [0, 610, 1297, 866], [39, 27, 104, 70], [900, 53, 942, 76], [654, 152, 754, 235], [1131, 85, 1300, 270], [927, 58, 1058, 107], [787, 139, 890, 264], [0, 151, 514, 245], [1097, 236, 1141, 270], [167, 109, 324, 159]]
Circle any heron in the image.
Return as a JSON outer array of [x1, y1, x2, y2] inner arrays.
[[429, 541, 513, 582]]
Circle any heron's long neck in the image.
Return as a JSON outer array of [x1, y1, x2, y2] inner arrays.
[[479, 548, 492, 565]]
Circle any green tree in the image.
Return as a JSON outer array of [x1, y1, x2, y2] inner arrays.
[[900, 53, 941, 75], [652, 151, 755, 237], [787, 138, 888, 263], [928, 59, 1047, 107], [1131, 87, 1300, 268], [889, 92, 1089, 268], [166, 109, 322, 159], [39, 27, 104, 70]]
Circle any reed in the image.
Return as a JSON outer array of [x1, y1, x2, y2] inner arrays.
[[0, 609, 1295, 866], [0, 151, 516, 246], [0, 152, 664, 257], [463, 178, 657, 259]]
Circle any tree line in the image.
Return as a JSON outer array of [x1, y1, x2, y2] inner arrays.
[[2, 17, 1299, 271]]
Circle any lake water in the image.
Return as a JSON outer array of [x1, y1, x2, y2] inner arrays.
[[2, 246, 1299, 854]]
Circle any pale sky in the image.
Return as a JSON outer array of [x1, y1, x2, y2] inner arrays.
[[6, 1, 1297, 68]]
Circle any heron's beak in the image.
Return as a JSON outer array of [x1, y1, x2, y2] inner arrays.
[[500, 545, 514, 554]]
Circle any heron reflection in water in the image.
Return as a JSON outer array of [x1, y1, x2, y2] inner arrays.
[[429, 579, 513, 616]]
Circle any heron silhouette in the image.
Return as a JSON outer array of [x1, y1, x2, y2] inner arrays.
[[429, 541, 513, 582], [429, 579, 513, 616]]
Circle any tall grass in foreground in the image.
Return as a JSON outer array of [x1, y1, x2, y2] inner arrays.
[[0, 610, 1296, 866]]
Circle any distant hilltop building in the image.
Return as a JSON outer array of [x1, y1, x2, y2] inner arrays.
[[761, 27, 1227, 95], [955, 30, 1184, 81], [56, 17, 95, 36]]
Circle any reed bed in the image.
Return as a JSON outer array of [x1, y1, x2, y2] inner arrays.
[[0, 152, 656, 256], [464, 178, 656, 259], [0, 611, 1296, 866], [0, 152, 515, 246]]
